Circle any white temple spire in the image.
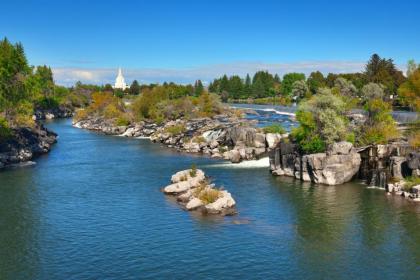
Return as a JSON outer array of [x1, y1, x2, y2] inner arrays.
[[114, 67, 128, 90]]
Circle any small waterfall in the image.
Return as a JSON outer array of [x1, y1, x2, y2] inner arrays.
[[369, 170, 388, 189]]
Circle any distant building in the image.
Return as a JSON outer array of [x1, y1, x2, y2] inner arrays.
[[113, 68, 128, 90]]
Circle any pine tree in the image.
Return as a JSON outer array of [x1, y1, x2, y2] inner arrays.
[[130, 80, 141, 95], [194, 80, 204, 96]]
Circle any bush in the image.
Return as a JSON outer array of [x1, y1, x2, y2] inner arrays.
[[408, 132, 420, 148], [115, 116, 130, 126], [0, 116, 11, 140], [291, 91, 347, 153], [263, 124, 286, 134], [164, 124, 186, 135], [190, 164, 197, 177], [36, 96, 60, 109], [403, 176, 420, 191], [74, 109, 88, 121], [358, 99, 400, 145], [198, 188, 221, 204], [192, 136, 206, 143]]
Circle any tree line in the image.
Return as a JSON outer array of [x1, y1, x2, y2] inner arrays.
[[207, 54, 419, 111]]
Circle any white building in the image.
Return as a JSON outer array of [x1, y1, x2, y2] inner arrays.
[[113, 68, 128, 90]]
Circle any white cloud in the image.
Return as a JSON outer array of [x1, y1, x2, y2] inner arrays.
[[52, 60, 404, 86]]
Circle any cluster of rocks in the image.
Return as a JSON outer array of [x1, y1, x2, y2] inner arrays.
[[34, 106, 73, 120], [73, 116, 286, 163], [0, 125, 57, 169], [270, 141, 361, 185], [163, 169, 236, 215], [269, 138, 420, 202], [386, 181, 420, 202], [357, 143, 419, 187]]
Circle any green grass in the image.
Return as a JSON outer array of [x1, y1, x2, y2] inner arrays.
[[164, 124, 186, 135], [403, 176, 420, 191], [263, 124, 286, 134]]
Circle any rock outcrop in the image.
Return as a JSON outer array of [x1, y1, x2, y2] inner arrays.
[[34, 106, 73, 120], [73, 116, 286, 163], [163, 168, 237, 216], [357, 142, 417, 188], [270, 141, 361, 185], [0, 125, 57, 169], [270, 139, 420, 188]]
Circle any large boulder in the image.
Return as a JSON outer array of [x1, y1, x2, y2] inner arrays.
[[265, 133, 282, 149], [390, 156, 407, 179], [327, 141, 353, 155], [407, 152, 420, 171], [204, 191, 236, 215], [270, 141, 361, 185]]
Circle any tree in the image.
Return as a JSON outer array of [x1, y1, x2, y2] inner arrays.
[[291, 91, 348, 153], [364, 53, 406, 94], [194, 80, 204, 96], [227, 75, 243, 99], [281, 73, 305, 96], [291, 80, 309, 100], [398, 68, 420, 111], [361, 83, 385, 101], [104, 84, 113, 92], [406, 59, 418, 77], [274, 74, 281, 83], [129, 80, 141, 95], [307, 71, 326, 94], [0, 37, 33, 126], [251, 77, 265, 98], [360, 98, 399, 145], [334, 77, 358, 97]]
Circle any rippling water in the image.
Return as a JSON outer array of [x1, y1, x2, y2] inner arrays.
[[1, 119, 419, 279]]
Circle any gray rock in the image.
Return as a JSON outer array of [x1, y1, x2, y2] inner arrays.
[[407, 152, 420, 170], [328, 141, 353, 155], [265, 133, 282, 149]]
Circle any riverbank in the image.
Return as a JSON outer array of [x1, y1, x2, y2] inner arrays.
[[0, 124, 57, 169], [1, 118, 419, 279], [73, 115, 286, 163]]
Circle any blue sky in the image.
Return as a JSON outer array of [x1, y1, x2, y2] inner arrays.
[[1, 0, 419, 85]]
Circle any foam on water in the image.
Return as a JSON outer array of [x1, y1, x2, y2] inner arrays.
[[204, 157, 270, 169]]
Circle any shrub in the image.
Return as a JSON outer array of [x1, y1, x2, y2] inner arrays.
[[361, 83, 385, 101], [74, 109, 88, 121], [164, 124, 186, 135], [0, 116, 11, 140], [198, 188, 221, 204], [403, 176, 420, 191], [190, 164, 197, 177], [192, 136, 206, 144], [36, 96, 60, 109], [408, 132, 420, 148], [263, 124, 286, 134], [115, 116, 130, 126], [291, 91, 347, 153], [358, 99, 400, 145]]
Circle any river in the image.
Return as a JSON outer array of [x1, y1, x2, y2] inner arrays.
[[0, 118, 419, 279]]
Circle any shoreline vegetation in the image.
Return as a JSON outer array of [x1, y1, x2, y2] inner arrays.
[[1, 37, 419, 202]]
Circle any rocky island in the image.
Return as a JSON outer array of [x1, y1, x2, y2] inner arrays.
[[163, 167, 237, 216]]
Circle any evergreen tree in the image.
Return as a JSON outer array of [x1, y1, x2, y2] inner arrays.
[[129, 80, 141, 95], [194, 80, 204, 96]]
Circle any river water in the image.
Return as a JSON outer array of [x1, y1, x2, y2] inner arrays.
[[1, 118, 420, 279]]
